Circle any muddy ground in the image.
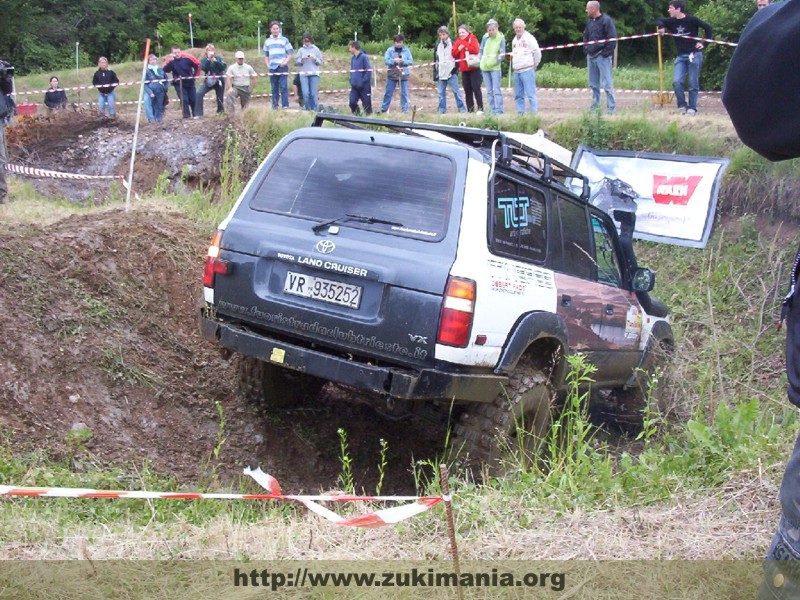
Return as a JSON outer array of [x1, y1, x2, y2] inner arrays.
[[0, 89, 732, 495]]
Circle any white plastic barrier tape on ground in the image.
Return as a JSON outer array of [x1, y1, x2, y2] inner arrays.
[[0, 467, 444, 529], [5, 163, 139, 199]]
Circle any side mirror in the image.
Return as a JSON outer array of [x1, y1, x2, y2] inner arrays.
[[632, 267, 655, 292]]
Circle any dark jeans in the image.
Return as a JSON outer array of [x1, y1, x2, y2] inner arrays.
[[195, 80, 224, 116], [270, 65, 289, 108], [349, 84, 372, 114], [461, 69, 483, 112], [759, 245, 800, 600], [174, 82, 197, 118]]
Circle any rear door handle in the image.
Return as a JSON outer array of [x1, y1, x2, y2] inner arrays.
[[561, 294, 572, 307]]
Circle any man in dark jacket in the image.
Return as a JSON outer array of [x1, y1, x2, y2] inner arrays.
[[656, 0, 713, 115], [163, 45, 201, 118], [583, 1, 617, 114], [348, 41, 372, 114], [0, 59, 14, 204], [723, 2, 800, 598]]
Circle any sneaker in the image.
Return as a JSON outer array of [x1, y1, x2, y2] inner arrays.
[[686, 108, 697, 116], [476, 110, 484, 114], [678, 107, 687, 114]]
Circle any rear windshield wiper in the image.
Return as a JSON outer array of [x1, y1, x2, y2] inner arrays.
[[312, 214, 403, 233]]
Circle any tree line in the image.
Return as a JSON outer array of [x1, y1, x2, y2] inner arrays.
[[3, 0, 758, 88]]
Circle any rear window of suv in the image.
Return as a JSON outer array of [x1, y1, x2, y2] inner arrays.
[[249, 138, 455, 241]]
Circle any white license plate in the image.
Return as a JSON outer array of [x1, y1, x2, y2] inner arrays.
[[284, 271, 362, 309]]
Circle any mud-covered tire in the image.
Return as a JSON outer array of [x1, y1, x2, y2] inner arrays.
[[453, 358, 553, 476], [592, 340, 673, 428], [237, 356, 325, 410]]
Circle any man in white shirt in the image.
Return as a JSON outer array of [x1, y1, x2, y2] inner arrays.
[[510, 19, 542, 114]]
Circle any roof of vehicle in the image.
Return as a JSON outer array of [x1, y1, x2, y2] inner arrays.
[[311, 113, 590, 201]]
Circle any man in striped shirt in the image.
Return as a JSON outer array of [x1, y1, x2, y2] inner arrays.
[[263, 20, 294, 109]]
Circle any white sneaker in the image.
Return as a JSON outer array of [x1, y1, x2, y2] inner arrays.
[[686, 108, 697, 116]]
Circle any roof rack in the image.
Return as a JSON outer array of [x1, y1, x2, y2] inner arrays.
[[311, 113, 590, 200]]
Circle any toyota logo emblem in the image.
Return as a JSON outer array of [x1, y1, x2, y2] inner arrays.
[[315, 240, 336, 254]]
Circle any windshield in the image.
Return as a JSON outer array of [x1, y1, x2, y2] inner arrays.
[[249, 138, 455, 241]]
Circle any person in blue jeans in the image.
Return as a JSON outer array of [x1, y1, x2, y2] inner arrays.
[[143, 54, 168, 123], [434, 26, 466, 114], [583, 1, 617, 114], [510, 18, 541, 114], [479, 19, 506, 115], [723, 2, 800, 598], [263, 21, 294, 109], [295, 32, 323, 112], [380, 35, 413, 114], [656, 0, 713, 115], [92, 57, 119, 118]]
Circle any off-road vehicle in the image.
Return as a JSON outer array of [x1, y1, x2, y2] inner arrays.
[[200, 114, 673, 470]]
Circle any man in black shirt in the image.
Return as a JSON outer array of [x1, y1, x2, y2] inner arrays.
[[656, 0, 713, 115], [723, 2, 800, 597]]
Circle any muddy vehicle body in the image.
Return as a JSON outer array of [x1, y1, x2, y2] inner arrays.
[[200, 114, 673, 469]]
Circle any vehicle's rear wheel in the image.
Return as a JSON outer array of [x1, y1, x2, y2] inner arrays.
[[592, 340, 672, 428], [237, 355, 325, 410], [453, 357, 553, 477]]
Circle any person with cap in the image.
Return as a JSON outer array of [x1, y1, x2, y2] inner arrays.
[[722, 1, 800, 597], [196, 43, 227, 116], [225, 51, 258, 113], [479, 18, 506, 115], [379, 34, 413, 114], [295, 32, 323, 111]]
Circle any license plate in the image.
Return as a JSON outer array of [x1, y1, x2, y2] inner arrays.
[[284, 271, 362, 309]]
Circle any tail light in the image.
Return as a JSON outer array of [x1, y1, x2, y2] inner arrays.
[[437, 276, 476, 347], [203, 230, 230, 288]]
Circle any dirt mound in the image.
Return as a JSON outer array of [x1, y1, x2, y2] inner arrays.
[[5, 112, 235, 204], [0, 207, 445, 493]]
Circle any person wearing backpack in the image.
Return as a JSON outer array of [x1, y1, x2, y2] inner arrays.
[[434, 26, 466, 114]]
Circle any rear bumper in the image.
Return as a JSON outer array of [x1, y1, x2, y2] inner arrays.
[[200, 313, 505, 403]]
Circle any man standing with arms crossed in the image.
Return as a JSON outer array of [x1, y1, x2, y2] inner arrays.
[[656, 1, 713, 115], [583, 1, 617, 114], [263, 21, 293, 109]]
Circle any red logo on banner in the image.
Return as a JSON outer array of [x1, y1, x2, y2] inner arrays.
[[652, 175, 703, 205]]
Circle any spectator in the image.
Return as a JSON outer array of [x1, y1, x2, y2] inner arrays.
[[380, 34, 413, 114], [44, 76, 67, 112], [143, 54, 168, 123], [348, 41, 372, 115], [163, 45, 201, 118], [451, 24, 484, 113], [263, 20, 293, 109], [0, 59, 14, 205], [756, 0, 771, 8], [225, 51, 258, 113], [434, 26, 466, 114], [295, 32, 323, 112], [293, 73, 304, 108], [722, 2, 800, 597], [583, 1, 617, 114], [510, 18, 541, 114], [196, 43, 227, 116], [480, 19, 506, 115], [92, 57, 119, 119], [656, 0, 713, 115]]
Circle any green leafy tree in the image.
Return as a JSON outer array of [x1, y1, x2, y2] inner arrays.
[[696, 0, 755, 89]]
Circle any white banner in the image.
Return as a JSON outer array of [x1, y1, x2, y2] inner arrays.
[[570, 146, 728, 248]]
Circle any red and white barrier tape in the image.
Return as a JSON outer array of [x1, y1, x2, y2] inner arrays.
[[10, 31, 740, 100], [5, 163, 121, 180], [0, 467, 444, 529]]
